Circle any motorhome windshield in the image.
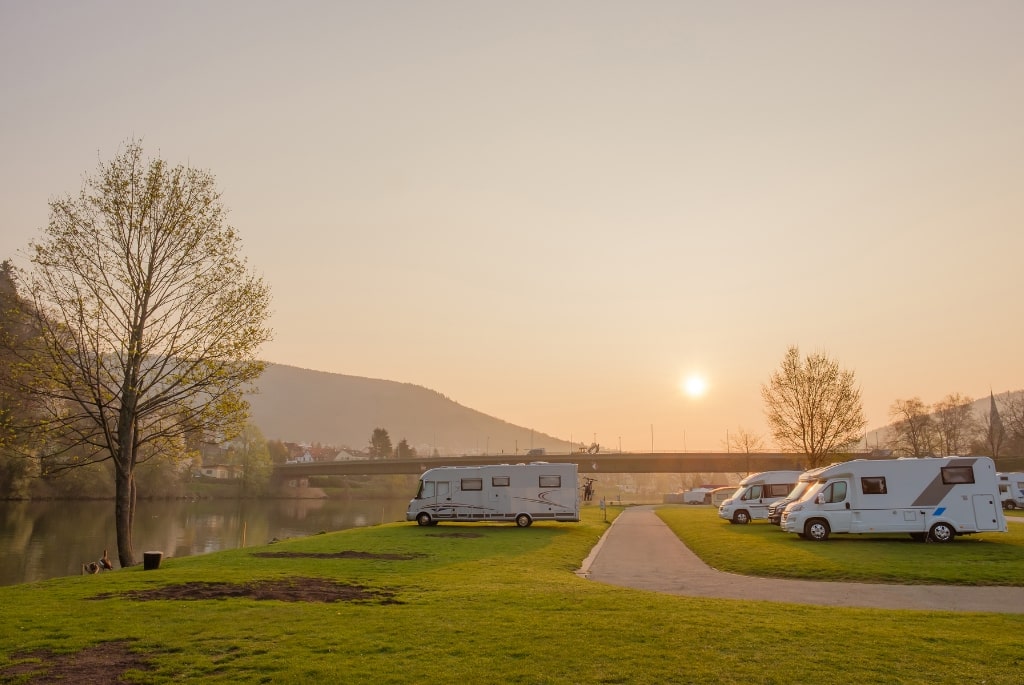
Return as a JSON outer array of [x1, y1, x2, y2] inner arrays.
[[794, 480, 827, 503], [786, 480, 812, 501]]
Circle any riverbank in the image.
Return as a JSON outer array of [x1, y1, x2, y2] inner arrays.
[[0, 496, 413, 586], [1, 507, 1022, 684]]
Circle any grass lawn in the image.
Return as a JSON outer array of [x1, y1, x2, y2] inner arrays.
[[1, 506, 1022, 684], [657, 506, 1024, 585]]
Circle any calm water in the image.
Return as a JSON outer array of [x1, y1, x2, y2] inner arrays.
[[0, 496, 412, 586]]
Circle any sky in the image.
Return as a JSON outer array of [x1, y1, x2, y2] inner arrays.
[[2, 1, 1023, 453]]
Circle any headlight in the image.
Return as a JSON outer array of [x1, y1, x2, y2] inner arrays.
[[789, 503, 804, 512]]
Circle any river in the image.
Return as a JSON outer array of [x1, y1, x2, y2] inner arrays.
[[0, 496, 412, 587]]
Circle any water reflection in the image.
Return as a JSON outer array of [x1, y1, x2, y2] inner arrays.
[[0, 497, 411, 586]]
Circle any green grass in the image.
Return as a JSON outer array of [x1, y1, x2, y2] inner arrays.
[[657, 506, 1024, 585], [1, 506, 1023, 684]]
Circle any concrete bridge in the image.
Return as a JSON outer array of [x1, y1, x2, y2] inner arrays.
[[272, 451, 850, 480]]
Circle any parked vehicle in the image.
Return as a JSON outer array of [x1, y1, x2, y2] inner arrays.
[[710, 486, 737, 507], [997, 472, 1024, 509], [781, 456, 1006, 542], [717, 471, 804, 524], [406, 462, 579, 528], [683, 487, 715, 504], [766, 466, 829, 525]]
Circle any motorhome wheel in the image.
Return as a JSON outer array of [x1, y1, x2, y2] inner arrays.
[[515, 514, 532, 528], [1006, 501, 1017, 510], [731, 510, 750, 525], [416, 512, 432, 527], [928, 522, 955, 543], [805, 519, 830, 541]]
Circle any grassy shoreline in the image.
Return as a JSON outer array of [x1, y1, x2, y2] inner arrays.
[[2, 506, 1023, 683]]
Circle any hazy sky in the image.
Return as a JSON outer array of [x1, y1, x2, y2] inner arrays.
[[3, 1, 1022, 453]]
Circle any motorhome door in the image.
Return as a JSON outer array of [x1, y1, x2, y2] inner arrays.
[[972, 494, 1001, 531], [817, 480, 853, 532], [427, 479, 452, 518]]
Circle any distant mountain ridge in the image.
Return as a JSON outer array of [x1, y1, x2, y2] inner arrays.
[[246, 363, 570, 456]]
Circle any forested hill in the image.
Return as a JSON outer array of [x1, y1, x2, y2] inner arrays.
[[246, 363, 571, 457]]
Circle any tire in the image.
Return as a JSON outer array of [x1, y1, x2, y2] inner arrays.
[[1006, 501, 1017, 510], [416, 512, 432, 527], [805, 519, 830, 541], [928, 522, 955, 543], [515, 514, 532, 528], [909, 532, 927, 542], [732, 510, 750, 525]]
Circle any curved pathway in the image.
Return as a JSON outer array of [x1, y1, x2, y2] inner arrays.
[[577, 506, 1024, 613]]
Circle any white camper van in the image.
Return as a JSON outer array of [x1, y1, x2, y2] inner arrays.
[[407, 462, 580, 528], [997, 472, 1024, 510], [766, 466, 830, 525], [710, 486, 737, 507], [781, 456, 1006, 542], [717, 471, 804, 524]]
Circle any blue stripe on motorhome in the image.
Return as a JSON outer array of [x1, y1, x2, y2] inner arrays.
[[933, 507, 946, 516], [910, 458, 977, 507]]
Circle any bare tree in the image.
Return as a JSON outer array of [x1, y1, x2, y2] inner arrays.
[[761, 346, 867, 469], [887, 397, 936, 457], [727, 426, 765, 454], [20, 142, 272, 567], [932, 393, 977, 456], [1003, 392, 1024, 456], [726, 426, 765, 476]]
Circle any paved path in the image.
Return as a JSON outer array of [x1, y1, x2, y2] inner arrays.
[[577, 506, 1024, 613]]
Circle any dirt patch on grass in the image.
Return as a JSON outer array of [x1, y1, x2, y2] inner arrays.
[[1, 639, 151, 684], [251, 550, 424, 560], [92, 577, 401, 604]]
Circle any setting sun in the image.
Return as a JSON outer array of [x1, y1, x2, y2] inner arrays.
[[682, 374, 708, 398]]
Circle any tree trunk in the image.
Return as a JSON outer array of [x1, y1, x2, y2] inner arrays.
[[114, 466, 136, 567]]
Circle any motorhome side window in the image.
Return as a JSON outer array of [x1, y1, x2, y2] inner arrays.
[[743, 485, 763, 500], [461, 478, 483, 491], [941, 466, 975, 485], [492, 476, 510, 487], [861, 477, 887, 494], [539, 475, 561, 488], [419, 481, 435, 498], [765, 484, 791, 498]]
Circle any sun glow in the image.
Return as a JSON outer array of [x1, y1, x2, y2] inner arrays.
[[682, 374, 707, 398]]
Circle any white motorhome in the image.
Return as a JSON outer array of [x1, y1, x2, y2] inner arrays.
[[766, 466, 829, 525], [406, 462, 580, 528], [781, 456, 1006, 542], [997, 472, 1024, 510], [717, 471, 804, 524], [710, 486, 737, 507]]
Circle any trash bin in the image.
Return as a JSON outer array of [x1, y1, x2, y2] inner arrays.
[[143, 551, 163, 570]]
